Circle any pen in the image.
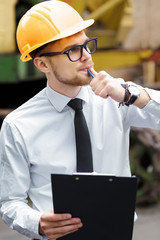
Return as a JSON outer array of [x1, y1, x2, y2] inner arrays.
[[87, 69, 95, 78]]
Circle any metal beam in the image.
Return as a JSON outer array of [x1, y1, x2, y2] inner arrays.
[[86, 0, 124, 21], [92, 49, 153, 71]]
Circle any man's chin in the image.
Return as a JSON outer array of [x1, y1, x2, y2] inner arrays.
[[77, 74, 91, 86], [66, 74, 90, 86], [78, 79, 90, 86]]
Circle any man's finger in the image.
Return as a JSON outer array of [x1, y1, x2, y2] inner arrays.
[[41, 212, 72, 222], [52, 217, 82, 228], [89, 68, 98, 77], [47, 228, 79, 240]]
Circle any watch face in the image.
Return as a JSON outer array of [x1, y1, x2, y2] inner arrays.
[[128, 85, 140, 95]]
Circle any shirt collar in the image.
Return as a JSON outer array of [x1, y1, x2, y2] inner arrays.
[[46, 83, 89, 112]]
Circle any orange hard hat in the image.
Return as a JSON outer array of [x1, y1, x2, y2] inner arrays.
[[16, 0, 94, 62]]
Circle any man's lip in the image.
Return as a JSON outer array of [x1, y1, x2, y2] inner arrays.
[[79, 66, 93, 71]]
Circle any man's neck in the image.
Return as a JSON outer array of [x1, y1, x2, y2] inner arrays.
[[47, 80, 82, 98]]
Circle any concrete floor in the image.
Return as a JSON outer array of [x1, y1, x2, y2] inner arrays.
[[133, 204, 160, 240], [0, 219, 28, 240], [0, 204, 160, 240]]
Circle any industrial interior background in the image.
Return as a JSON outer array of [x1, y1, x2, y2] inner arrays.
[[0, 0, 160, 239]]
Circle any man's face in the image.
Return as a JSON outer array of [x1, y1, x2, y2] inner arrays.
[[41, 31, 94, 87]]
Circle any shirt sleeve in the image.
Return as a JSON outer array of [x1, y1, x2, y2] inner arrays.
[[119, 84, 160, 130], [143, 88, 160, 118], [0, 121, 43, 239]]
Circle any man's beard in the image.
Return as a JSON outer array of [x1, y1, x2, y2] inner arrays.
[[52, 67, 90, 86]]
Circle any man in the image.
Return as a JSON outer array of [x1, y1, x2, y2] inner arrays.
[[0, 1, 160, 240]]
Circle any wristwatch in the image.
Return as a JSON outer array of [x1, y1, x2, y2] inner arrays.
[[125, 84, 140, 106]]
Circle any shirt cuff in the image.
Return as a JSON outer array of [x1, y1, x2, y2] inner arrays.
[[15, 210, 43, 239], [143, 99, 160, 119], [145, 88, 160, 104], [30, 211, 44, 239]]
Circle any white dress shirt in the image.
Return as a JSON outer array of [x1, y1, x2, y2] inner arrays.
[[0, 80, 160, 239]]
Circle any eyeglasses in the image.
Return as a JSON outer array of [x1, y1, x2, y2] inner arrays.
[[40, 38, 97, 62]]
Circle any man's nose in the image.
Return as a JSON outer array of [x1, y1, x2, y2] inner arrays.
[[80, 47, 91, 61]]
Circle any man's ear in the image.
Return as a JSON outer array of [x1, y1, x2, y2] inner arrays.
[[33, 57, 49, 73]]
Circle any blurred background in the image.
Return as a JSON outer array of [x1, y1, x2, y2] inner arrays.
[[0, 0, 160, 239]]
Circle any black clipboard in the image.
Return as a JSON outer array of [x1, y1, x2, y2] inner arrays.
[[51, 173, 138, 240]]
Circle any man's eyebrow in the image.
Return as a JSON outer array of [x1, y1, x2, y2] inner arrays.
[[63, 38, 89, 51]]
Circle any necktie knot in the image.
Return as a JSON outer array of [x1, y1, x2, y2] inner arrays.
[[68, 98, 83, 111]]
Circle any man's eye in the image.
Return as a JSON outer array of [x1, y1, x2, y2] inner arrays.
[[69, 46, 80, 53]]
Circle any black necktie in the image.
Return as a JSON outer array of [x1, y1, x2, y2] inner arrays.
[[68, 98, 93, 172]]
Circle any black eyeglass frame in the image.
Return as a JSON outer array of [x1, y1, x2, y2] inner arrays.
[[39, 38, 97, 62]]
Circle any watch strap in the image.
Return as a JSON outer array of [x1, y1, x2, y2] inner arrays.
[[125, 95, 138, 106], [118, 84, 130, 107]]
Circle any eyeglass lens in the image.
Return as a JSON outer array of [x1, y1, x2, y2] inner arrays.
[[68, 39, 97, 62]]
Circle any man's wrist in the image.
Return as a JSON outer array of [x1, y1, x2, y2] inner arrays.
[[133, 89, 151, 109], [119, 83, 146, 108]]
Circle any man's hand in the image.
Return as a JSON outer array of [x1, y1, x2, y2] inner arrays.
[[89, 68, 125, 102], [89, 68, 150, 108], [39, 210, 83, 239]]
